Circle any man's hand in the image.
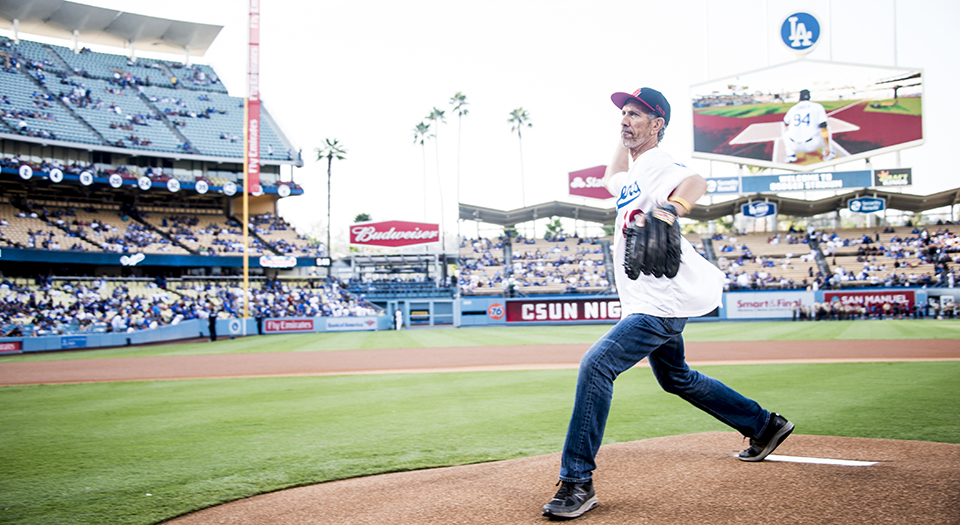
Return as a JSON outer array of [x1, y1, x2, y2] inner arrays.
[[623, 205, 682, 279]]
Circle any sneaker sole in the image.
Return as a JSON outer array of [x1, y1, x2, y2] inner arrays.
[[739, 421, 795, 462], [542, 496, 598, 520]]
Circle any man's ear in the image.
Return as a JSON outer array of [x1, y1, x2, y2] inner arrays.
[[652, 118, 664, 135]]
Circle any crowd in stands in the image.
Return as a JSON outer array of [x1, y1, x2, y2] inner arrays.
[[6, 203, 163, 254], [249, 213, 318, 256], [456, 223, 958, 295], [2, 196, 318, 257], [715, 225, 958, 291], [458, 235, 610, 294], [788, 299, 953, 321], [1, 36, 300, 160], [0, 277, 381, 337]]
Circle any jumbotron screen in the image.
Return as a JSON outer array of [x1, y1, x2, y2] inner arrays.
[[691, 60, 923, 170]]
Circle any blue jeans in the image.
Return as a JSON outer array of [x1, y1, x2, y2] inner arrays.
[[559, 314, 770, 483]]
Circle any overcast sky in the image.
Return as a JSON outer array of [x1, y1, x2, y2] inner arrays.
[[6, 0, 959, 247]]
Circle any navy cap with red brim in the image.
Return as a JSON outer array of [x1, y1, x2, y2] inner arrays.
[[611, 87, 671, 126]]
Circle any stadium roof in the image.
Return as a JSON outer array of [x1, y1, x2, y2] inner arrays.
[[0, 0, 222, 56], [459, 187, 960, 225]]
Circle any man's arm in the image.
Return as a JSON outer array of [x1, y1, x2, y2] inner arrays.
[[667, 175, 708, 218], [603, 141, 629, 192]]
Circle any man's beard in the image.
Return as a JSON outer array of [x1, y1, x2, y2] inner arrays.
[[621, 134, 644, 149]]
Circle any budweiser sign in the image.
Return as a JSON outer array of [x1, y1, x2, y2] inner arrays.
[[569, 165, 613, 200], [350, 220, 440, 247]]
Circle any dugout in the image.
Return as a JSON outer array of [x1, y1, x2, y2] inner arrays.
[[345, 254, 457, 328]]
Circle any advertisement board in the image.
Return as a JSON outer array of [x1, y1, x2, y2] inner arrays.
[[326, 318, 379, 332], [692, 60, 923, 170], [706, 168, 905, 195], [849, 197, 886, 213], [264, 319, 315, 333], [60, 336, 87, 349], [0, 341, 22, 354], [505, 298, 621, 323], [568, 166, 613, 200], [823, 290, 915, 308], [873, 168, 912, 188], [725, 291, 815, 319], [259, 255, 298, 268], [741, 201, 777, 218], [350, 220, 440, 248]]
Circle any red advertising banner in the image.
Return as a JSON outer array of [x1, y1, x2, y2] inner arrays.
[[350, 220, 440, 247], [568, 166, 613, 200], [823, 290, 915, 307], [264, 319, 315, 333], [244, 0, 261, 193], [0, 341, 22, 354], [506, 298, 621, 323]]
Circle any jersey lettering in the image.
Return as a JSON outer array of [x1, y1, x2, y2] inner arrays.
[[616, 181, 641, 209]]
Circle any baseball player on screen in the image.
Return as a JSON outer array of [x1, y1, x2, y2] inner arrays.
[[782, 88, 835, 163], [541, 87, 794, 520]]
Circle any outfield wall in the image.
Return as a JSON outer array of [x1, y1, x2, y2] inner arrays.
[[0, 288, 940, 355], [0, 315, 392, 355], [459, 288, 932, 326]]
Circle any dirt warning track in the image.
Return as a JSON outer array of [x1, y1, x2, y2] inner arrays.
[[2, 338, 959, 385]]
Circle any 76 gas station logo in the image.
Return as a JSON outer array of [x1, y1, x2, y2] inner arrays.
[[487, 303, 505, 320]]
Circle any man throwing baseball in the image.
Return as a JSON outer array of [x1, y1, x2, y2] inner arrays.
[[542, 88, 794, 520]]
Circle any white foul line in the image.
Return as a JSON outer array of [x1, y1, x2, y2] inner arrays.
[[764, 454, 877, 466]]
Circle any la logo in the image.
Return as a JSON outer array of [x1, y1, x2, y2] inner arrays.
[[787, 16, 813, 47]]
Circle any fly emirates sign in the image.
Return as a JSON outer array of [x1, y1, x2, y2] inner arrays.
[[350, 220, 440, 248]]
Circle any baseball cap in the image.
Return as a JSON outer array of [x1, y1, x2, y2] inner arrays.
[[611, 87, 671, 126], [799, 89, 811, 100]]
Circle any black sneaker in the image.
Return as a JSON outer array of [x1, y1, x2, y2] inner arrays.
[[542, 480, 598, 520], [739, 413, 794, 462]]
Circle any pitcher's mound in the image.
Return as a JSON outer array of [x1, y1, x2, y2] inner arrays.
[[166, 432, 960, 524]]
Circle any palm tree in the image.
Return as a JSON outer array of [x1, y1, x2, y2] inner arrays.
[[449, 92, 468, 243], [413, 121, 433, 221], [314, 138, 347, 258], [426, 107, 447, 252], [508, 107, 532, 208]]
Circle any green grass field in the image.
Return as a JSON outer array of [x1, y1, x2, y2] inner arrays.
[[862, 97, 922, 115], [693, 100, 851, 118], [1, 320, 958, 524]]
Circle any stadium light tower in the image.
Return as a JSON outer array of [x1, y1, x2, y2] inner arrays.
[[243, 0, 263, 320]]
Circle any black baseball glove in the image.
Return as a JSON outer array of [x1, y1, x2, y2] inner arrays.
[[623, 205, 682, 279]]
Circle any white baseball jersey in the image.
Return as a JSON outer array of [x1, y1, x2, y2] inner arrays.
[[782, 100, 828, 143], [606, 148, 724, 318]]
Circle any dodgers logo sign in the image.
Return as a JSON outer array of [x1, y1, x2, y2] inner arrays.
[[781, 12, 820, 54]]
